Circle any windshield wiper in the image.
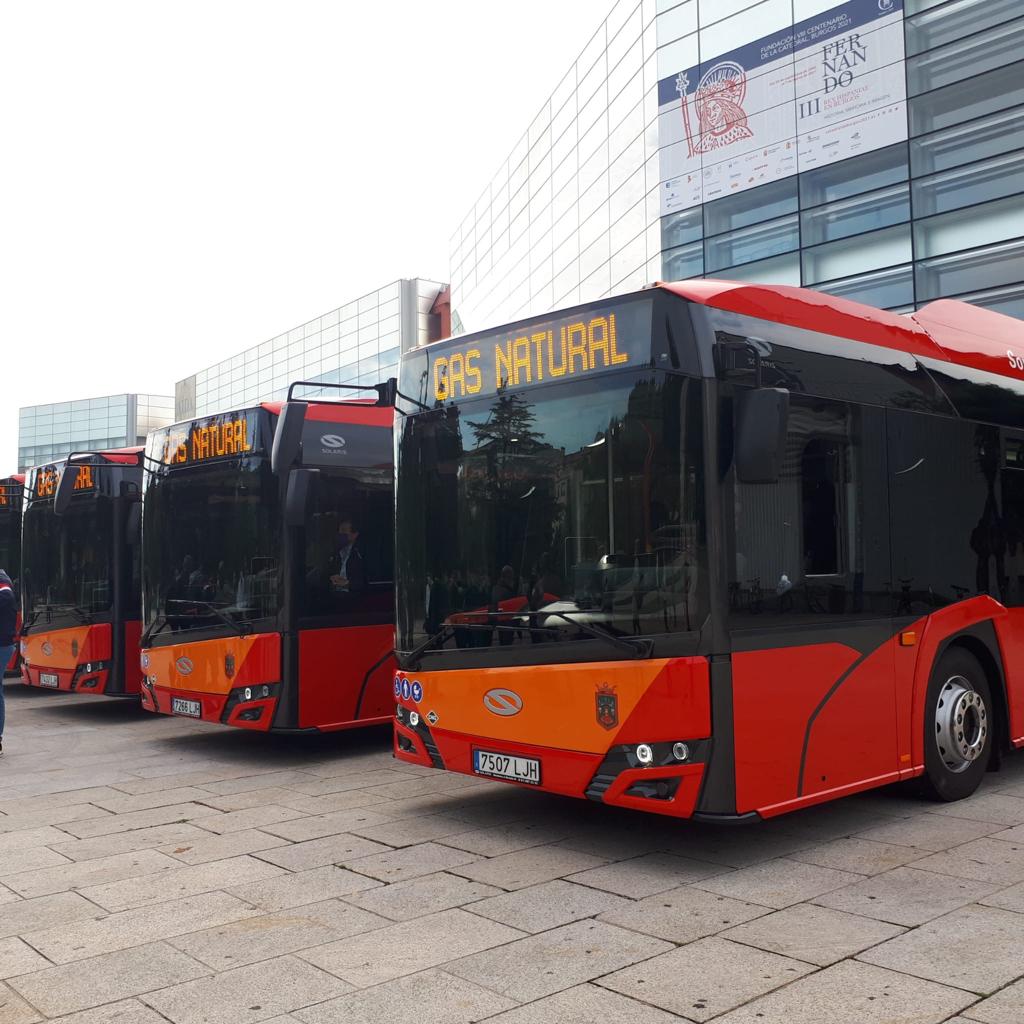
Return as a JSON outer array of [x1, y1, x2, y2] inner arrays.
[[166, 599, 252, 638], [404, 609, 653, 668], [403, 622, 501, 669], [468, 609, 654, 659]]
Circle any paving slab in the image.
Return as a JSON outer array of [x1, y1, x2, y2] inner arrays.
[[43, 998, 171, 1023], [0, 892, 103, 941], [722, 903, 905, 966], [142, 954, 352, 1024], [439, 821, 577, 857], [227, 865, 381, 911], [566, 852, 727, 898], [787, 836, 923, 875], [0, 937, 51, 980], [0, 846, 72, 877], [0, 827, 74, 854], [711, 959, 974, 1024], [598, 885, 770, 944], [49, 824, 213, 862], [9, 941, 209, 1018], [1, 848, 182, 899], [341, 841, 480, 883], [477, 983, 684, 1024], [59, 803, 220, 839], [911, 836, 1024, 885], [23, 891, 259, 963], [962, 976, 1024, 1023], [298, 908, 524, 988], [854, 814, 999, 851], [858, 903, 1024, 994], [261, 809, 394, 842], [89, 787, 217, 815], [80, 854, 286, 912], [254, 834, 391, 871], [813, 865, 999, 926], [347, 814, 476, 848], [450, 845, 609, 891], [342, 871, 503, 922], [0, 982, 41, 1024], [169, 900, 389, 970], [448, 919, 671, 1002], [597, 935, 815, 1021], [694, 856, 861, 908], [293, 968, 516, 1024], [925, 793, 1024, 826], [190, 805, 308, 835], [158, 828, 291, 865], [468, 879, 632, 933]]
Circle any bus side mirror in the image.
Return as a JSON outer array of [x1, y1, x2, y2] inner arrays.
[[285, 468, 316, 527], [125, 502, 142, 544], [735, 388, 789, 483], [271, 402, 308, 475], [53, 465, 79, 516]]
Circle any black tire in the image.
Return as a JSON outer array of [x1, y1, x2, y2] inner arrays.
[[921, 647, 993, 802]]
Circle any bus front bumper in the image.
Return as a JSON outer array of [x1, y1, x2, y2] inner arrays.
[[141, 681, 280, 730], [394, 715, 708, 819]]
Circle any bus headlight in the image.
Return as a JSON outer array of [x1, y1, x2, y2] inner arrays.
[[635, 744, 654, 766], [409, 711, 420, 727], [672, 742, 690, 762], [243, 687, 252, 701]]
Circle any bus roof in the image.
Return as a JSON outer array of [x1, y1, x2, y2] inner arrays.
[[657, 280, 1023, 383], [260, 400, 393, 427]]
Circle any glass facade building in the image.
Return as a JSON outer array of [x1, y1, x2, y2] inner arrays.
[[175, 278, 447, 420], [17, 393, 175, 472], [450, 0, 1024, 332]]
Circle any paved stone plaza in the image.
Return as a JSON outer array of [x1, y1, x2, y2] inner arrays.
[[2, 685, 1024, 1023]]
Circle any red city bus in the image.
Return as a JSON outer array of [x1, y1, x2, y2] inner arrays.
[[21, 450, 144, 696], [0, 475, 24, 676], [139, 383, 396, 732], [393, 282, 1024, 821]]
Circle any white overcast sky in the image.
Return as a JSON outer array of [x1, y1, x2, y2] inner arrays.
[[0, 0, 604, 469]]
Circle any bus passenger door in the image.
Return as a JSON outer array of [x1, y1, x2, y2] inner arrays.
[[726, 394, 898, 815]]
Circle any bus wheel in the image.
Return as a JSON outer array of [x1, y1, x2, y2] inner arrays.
[[922, 648, 992, 802]]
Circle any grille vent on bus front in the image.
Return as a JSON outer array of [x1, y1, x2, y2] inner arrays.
[[585, 773, 616, 802]]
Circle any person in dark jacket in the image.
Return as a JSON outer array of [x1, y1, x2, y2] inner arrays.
[[0, 570, 16, 753]]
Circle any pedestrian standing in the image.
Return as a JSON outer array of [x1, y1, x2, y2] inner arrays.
[[0, 570, 15, 753]]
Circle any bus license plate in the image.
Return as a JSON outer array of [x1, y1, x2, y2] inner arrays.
[[39, 673, 59, 688], [172, 697, 202, 718], [473, 749, 541, 785]]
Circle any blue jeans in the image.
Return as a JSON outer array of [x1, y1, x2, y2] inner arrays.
[[0, 645, 12, 736]]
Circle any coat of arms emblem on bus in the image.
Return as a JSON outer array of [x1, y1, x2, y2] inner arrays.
[[596, 683, 618, 730], [676, 61, 754, 157]]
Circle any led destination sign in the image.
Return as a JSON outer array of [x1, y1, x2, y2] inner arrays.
[[415, 299, 653, 405], [33, 464, 94, 499], [0, 482, 20, 508], [151, 412, 261, 468]]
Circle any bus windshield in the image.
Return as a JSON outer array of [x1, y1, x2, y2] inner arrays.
[[0, 507, 19, 583], [142, 458, 281, 639], [396, 370, 708, 657], [23, 497, 114, 623]]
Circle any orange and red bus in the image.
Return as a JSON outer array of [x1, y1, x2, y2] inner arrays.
[[20, 450, 145, 696], [139, 383, 396, 731], [393, 282, 1024, 821], [0, 475, 24, 676]]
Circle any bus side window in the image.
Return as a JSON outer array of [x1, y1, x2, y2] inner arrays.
[[729, 397, 889, 622]]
